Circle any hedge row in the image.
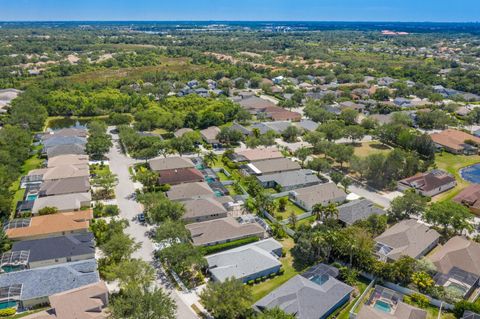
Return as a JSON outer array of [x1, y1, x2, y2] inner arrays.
[[201, 236, 260, 255]]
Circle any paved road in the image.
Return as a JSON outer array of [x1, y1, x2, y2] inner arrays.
[[107, 130, 198, 319], [348, 182, 393, 209]]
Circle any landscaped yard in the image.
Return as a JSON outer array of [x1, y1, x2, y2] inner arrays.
[[434, 152, 480, 203], [251, 237, 303, 301], [335, 277, 371, 319], [353, 141, 392, 158], [272, 197, 306, 219]]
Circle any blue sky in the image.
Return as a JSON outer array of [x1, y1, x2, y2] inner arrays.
[[0, 0, 478, 22]]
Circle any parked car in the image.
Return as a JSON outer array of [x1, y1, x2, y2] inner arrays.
[[137, 213, 146, 223]]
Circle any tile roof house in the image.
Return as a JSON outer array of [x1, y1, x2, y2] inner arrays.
[[42, 128, 87, 141], [29, 164, 90, 181], [158, 168, 205, 185], [374, 219, 440, 262], [398, 169, 456, 197], [254, 263, 353, 319], [5, 210, 93, 241], [47, 281, 109, 319], [149, 156, 195, 172], [453, 184, 480, 214], [0, 259, 99, 308], [289, 183, 347, 211], [232, 148, 283, 163], [200, 126, 221, 145], [236, 96, 276, 114], [46, 144, 86, 159], [43, 136, 87, 149], [206, 238, 282, 283], [257, 169, 321, 192], [430, 129, 480, 155], [337, 199, 386, 226], [3, 233, 95, 270], [266, 108, 302, 122], [245, 158, 301, 176], [47, 154, 89, 168], [186, 216, 266, 246], [32, 192, 92, 215], [39, 176, 90, 197], [295, 119, 319, 132], [428, 236, 480, 298], [173, 128, 194, 138], [166, 182, 215, 202], [182, 197, 228, 223]]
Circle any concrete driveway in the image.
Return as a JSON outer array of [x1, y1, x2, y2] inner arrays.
[[107, 129, 198, 319]]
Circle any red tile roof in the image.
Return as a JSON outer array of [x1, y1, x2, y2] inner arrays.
[[158, 168, 204, 185]]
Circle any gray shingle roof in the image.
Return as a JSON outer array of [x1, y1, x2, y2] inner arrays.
[[257, 169, 321, 189], [254, 263, 353, 319], [43, 136, 87, 148], [149, 156, 194, 172], [250, 158, 301, 175], [338, 199, 386, 225], [11, 233, 95, 264], [0, 259, 99, 301], [47, 144, 86, 158], [39, 176, 90, 196]]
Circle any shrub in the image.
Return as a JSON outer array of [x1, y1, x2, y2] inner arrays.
[[255, 277, 262, 283], [0, 308, 16, 317], [261, 276, 268, 281], [103, 205, 120, 216], [278, 268, 285, 275], [38, 206, 58, 215], [201, 237, 259, 255], [247, 280, 255, 285]]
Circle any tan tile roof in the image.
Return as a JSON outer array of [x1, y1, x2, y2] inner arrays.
[[398, 170, 456, 192], [453, 184, 480, 210], [6, 210, 93, 240], [200, 126, 221, 141], [47, 155, 90, 168], [428, 236, 480, 277], [250, 158, 301, 174], [149, 157, 194, 172], [182, 198, 227, 220], [166, 182, 215, 201], [186, 217, 265, 246], [30, 164, 90, 181], [430, 129, 480, 151], [158, 168, 204, 185], [235, 147, 283, 162], [48, 281, 109, 319]]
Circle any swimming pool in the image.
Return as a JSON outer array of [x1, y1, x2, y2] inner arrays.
[[214, 190, 223, 197], [374, 300, 392, 313], [460, 163, 480, 184], [310, 274, 328, 286], [26, 194, 38, 201], [0, 301, 17, 310], [446, 282, 468, 296]]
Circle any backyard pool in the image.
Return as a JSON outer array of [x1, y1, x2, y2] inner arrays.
[[0, 301, 17, 310], [460, 163, 480, 184], [374, 300, 393, 313], [26, 194, 38, 201]]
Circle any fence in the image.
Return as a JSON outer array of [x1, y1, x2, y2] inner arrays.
[[349, 278, 376, 319]]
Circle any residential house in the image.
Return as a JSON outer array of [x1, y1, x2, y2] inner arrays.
[[148, 156, 194, 173], [254, 263, 353, 319], [428, 236, 480, 298], [232, 148, 283, 163], [244, 158, 301, 176], [200, 126, 221, 146], [337, 199, 386, 226], [47, 144, 86, 159], [42, 128, 87, 141], [453, 184, 480, 214], [28, 164, 90, 182], [45, 281, 109, 319], [186, 216, 266, 246], [173, 128, 193, 138], [32, 192, 92, 215], [398, 169, 456, 197], [5, 210, 93, 241], [43, 136, 87, 151], [289, 183, 347, 211], [158, 168, 205, 186], [47, 155, 89, 168], [206, 238, 283, 283], [236, 96, 276, 115], [166, 182, 215, 202], [295, 119, 319, 132], [462, 311, 480, 319], [356, 285, 427, 319], [229, 123, 252, 136], [181, 197, 228, 223], [38, 176, 90, 197], [266, 108, 302, 122], [252, 121, 292, 134], [0, 259, 99, 308], [393, 97, 413, 108], [257, 169, 321, 192], [430, 129, 480, 155], [374, 219, 440, 262], [1, 233, 95, 270]]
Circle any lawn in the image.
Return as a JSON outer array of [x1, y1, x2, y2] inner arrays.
[[251, 237, 303, 301], [90, 163, 111, 176], [434, 152, 480, 203], [295, 215, 316, 229], [273, 197, 306, 219], [9, 147, 44, 218], [216, 171, 231, 182], [353, 141, 392, 158]]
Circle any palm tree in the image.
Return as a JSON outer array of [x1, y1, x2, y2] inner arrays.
[[203, 151, 217, 167], [312, 203, 326, 222], [312, 203, 338, 222], [252, 128, 261, 138], [324, 203, 339, 220]]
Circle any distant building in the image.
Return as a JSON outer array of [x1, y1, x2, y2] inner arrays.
[[430, 129, 480, 155]]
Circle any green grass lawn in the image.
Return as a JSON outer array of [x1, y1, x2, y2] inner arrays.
[[251, 237, 303, 301], [9, 148, 44, 218], [90, 163, 111, 176], [226, 185, 240, 196], [434, 152, 480, 203], [353, 141, 392, 158], [216, 171, 230, 181], [295, 215, 316, 229], [273, 197, 306, 219]]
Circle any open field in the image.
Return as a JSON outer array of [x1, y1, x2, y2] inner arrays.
[[353, 141, 392, 158], [64, 57, 214, 83], [433, 152, 480, 203]]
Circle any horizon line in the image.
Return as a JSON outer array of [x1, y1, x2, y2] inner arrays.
[[0, 19, 479, 24]]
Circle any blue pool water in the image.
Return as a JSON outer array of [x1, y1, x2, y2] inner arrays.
[[26, 194, 38, 201], [374, 300, 392, 313], [196, 164, 204, 170], [214, 190, 223, 197], [310, 274, 328, 286], [206, 177, 215, 183], [460, 164, 480, 184], [0, 301, 17, 310]]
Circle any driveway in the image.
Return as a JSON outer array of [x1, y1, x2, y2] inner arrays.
[[107, 129, 198, 319]]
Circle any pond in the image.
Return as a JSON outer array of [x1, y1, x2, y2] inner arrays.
[[460, 163, 480, 184], [47, 118, 91, 130]]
